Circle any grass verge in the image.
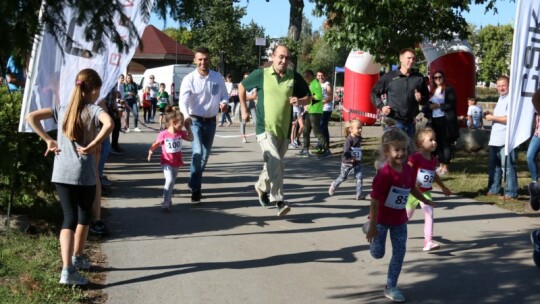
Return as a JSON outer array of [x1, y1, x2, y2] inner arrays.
[[0, 229, 106, 303]]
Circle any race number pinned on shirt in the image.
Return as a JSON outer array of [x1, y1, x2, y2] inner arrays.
[[385, 186, 410, 209], [351, 147, 362, 160], [165, 137, 182, 153], [417, 169, 435, 188]]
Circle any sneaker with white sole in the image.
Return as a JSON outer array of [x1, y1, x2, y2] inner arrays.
[[384, 287, 405, 303], [328, 182, 336, 196], [72, 255, 91, 270], [362, 221, 370, 234], [161, 201, 172, 211], [255, 186, 273, 208], [134, 127, 141, 132], [100, 175, 112, 187], [276, 202, 291, 216], [59, 267, 89, 286], [296, 149, 309, 157], [423, 241, 440, 252]]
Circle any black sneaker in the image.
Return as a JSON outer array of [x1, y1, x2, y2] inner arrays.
[[89, 220, 109, 236], [254, 186, 272, 208], [191, 190, 202, 204], [110, 147, 124, 155], [529, 182, 540, 211], [276, 202, 291, 216]]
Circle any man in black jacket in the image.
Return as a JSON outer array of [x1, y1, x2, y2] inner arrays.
[[371, 48, 430, 138]]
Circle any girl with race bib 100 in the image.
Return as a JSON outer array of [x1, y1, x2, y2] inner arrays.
[[148, 106, 193, 210], [365, 128, 434, 303], [328, 119, 365, 200], [406, 127, 451, 252]]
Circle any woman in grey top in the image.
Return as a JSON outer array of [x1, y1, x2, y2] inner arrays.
[[26, 69, 113, 286]]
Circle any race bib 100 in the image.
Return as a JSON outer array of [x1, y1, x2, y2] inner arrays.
[[384, 186, 410, 209], [164, 137, 182, 153]]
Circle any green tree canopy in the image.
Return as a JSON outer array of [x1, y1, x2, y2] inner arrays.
[[473, 24, 513, 83], [312, 0, 501, 64]]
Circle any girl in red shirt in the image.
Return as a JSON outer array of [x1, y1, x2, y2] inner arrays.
[[366, 128, 433, 303], [406, 127, 451, 251]]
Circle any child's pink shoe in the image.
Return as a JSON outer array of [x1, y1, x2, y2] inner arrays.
[[423, 241, 440, 252]]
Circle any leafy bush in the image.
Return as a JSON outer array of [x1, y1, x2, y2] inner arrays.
[[0, 87, 58, 220]]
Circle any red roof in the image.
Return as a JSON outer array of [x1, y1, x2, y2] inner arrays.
[[134, 25, 193, 58]]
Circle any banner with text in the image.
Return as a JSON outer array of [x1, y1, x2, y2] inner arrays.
[[506, 0, 540, 153], [18, 0, 152, 132]]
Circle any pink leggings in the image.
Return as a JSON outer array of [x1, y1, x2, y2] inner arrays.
[[406, 191, 434, 244]]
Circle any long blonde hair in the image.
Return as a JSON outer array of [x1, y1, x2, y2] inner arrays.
[[62, 69, 102, 141], [344, 119, 362, 137]]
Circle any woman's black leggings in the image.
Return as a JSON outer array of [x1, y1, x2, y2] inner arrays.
[[432, 117, 453, 165], [54, 183, 95, 230]]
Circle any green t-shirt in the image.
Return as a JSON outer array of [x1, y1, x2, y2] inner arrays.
[[241, 67, 310, 139], [307, 79, 323, 114], [157, 91, 169, 108]]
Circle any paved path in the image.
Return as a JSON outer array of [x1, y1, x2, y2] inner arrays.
[[99, 121, 539, 304]]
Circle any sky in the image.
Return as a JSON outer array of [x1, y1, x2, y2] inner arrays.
[[149, 0, 518, 38]]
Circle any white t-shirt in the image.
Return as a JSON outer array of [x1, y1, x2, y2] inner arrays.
[[321, 81, 333, 112], [430, 88, 445, 118], [488, 94, 509, 147], [467, 104, 483, 129]]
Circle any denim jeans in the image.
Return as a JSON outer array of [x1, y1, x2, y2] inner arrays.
[[394, 120, 415, 139], [527, 136, 540, 181], [391, 120, 415, 153], [126, 98, 139, 128], [189, 118, 216, 192], [320, 111, 332, 149], [488, 145, 518, 197]]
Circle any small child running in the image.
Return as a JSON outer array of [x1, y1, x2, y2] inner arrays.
[[406, 127, 451, 252], [148, 106, 193, 210], [366, 128, 434, 303], [328, 119, 364, 200], [156, 83, 169, 130]]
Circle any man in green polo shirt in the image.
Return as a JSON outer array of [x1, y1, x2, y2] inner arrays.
[[238, 44, 311, 217], [297, 69, 326, 158]]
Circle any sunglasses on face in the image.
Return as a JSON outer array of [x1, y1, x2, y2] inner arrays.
[[434, 76, 443, 80]]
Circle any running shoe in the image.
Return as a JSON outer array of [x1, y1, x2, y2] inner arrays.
[[328, 182, 336, 196], [384, 287, 405, 303], [296, 149, 309, 157], [276, 202, 291, 216], [72, 255, 91, 270], [59, 268, 89, 286], [423, 241, 440, 252]]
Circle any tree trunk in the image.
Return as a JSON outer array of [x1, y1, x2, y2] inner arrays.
[[288, 0, 304, 69]]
